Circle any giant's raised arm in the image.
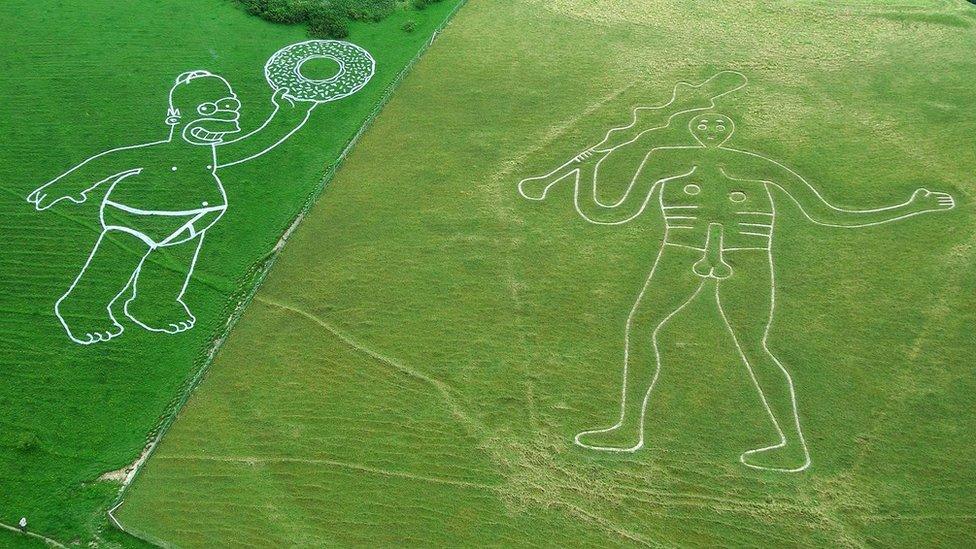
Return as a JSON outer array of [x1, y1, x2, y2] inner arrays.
[[27, 144, 147, 210], [520, 148, 692, 225], [216, 89, 315, 168], [729, 149, 955, 227]]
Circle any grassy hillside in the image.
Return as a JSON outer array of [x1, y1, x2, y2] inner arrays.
[[116, 0, 976, 545], [0, 0, 463, 545]]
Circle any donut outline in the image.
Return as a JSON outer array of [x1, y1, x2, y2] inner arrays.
[[264, 40, 375, 103]]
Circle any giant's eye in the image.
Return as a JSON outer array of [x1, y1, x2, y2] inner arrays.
[[697, 124, 708, 131], [716, 125, 726, 132], [197, 102, 218, 116], [217, 97, 241, 111]]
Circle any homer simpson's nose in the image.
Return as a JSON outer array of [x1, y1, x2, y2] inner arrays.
[[212, 109, 240, 122]]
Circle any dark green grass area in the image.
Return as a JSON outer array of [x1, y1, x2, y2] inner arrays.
[[0, 0, 461, 545], [117, 0, 976, 546], [236, 0, 448, 39]]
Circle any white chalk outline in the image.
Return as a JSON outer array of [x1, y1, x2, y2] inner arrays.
[[264, 40, 375, 104], [518, 72, 956, 472], [26, 41, 375, 345]]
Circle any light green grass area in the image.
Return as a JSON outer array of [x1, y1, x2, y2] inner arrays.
[[117, 0, 976, 545], [0, 0, 462, 545]]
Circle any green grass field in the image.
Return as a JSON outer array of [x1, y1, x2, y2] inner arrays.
[[0, 0, 462, 545], [113, 0, 976, 546]]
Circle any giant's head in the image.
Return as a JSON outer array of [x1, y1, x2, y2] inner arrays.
[[689, 113, 735, 148], [165, 70, 242, 145]]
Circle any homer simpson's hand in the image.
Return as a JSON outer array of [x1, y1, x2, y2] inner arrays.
[[272, 88, 317, 116], [27, 184, 86, 210]]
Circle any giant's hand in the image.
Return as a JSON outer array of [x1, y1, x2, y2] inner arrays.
[[26, 183, 86, 210], [909, 188, 955, 213], [272, 88, 317, 117], [518, 149, 603, 200]]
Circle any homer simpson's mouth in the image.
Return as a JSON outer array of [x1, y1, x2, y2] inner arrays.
[[190, 127, 227, 143]]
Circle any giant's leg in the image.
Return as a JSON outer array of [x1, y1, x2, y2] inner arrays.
[[124, 232, 204, 334], [716, 250, 810, 472], [55, 229, 152, 345], [575, 244, 704, 451]]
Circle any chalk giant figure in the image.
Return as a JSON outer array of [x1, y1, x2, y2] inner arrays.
[[518, 71, 955, 472], [28, 40, 375, 345]]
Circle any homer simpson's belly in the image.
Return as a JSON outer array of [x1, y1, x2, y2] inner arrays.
[[104, 167, 227, 213], [100, 168, 228, 246], [659, 177, 774, 251]]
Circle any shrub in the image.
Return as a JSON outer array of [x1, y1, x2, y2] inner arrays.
[[308, 10, 350, 39], [412, 0, 444, 10], [15, 433, 41, 453], [233, 0, 395, 38], [402, 19, 417, 33]]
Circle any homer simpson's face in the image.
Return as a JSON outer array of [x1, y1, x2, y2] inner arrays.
[[690, 113, 734, 148], [172, 76, 242, 146]]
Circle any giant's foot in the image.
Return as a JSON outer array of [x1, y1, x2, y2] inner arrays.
[[55, 296, 124, 345], [574, 422, 643, 452], [740, 442, 810, 472], [125, 297, 195, 334]]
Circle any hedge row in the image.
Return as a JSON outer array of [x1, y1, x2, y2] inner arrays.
[[236, 0, 401, 38]]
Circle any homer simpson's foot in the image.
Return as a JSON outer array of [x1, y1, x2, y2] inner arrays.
[[574, 423, 643, 452], [125, 298, 196, 334], [55, 298, 124, 345], [740, 443, 810, 472]]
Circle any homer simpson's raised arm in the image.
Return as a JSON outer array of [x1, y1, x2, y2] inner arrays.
[[217, 89, 316, 168]]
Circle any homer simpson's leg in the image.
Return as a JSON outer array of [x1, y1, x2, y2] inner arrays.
[[716, 250, 810, 472], [124, 233, 204, 334], [575, 244, 704, 451], [55, 229, 152, 345]]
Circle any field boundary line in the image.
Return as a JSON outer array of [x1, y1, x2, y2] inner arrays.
[[0, 521, 67, 548], [105, 1, 472, 545]]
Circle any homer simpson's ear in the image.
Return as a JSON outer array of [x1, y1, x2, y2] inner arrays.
[[165, 108, 181, 126]]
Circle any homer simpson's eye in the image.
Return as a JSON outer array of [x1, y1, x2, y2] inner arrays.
[[217, 97, 241, 111], [197, 102, 217, 116]]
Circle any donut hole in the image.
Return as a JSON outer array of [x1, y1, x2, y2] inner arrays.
[[297, 56, 342, 83]]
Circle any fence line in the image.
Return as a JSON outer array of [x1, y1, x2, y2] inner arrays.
[[0, 521, 67, 549], [106, 1, 471, 546]]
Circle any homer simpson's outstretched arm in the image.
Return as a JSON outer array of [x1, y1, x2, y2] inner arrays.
[[728, 149, 955, 227], [519, 149, 691, 225], [217, 88, 316, 168], [27, 144, 149, 210]]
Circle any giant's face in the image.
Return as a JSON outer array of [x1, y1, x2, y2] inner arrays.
[[170, 75, 242, 145], [689, 113, 734, 148]]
